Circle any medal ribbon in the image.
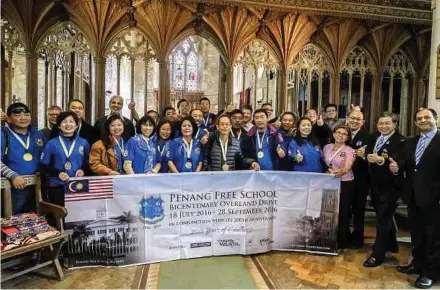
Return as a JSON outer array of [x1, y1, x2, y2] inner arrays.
[[141, 136, 151, 151], [112, 137, 124, 155], [256, 131, 266, 152], [327, 145, 345, 166], [230, 130, 241, 141], [183, 138, 193, 160], [59, 136, 76, 160], [202, 113, 210, 127], [8, 127, 30, 151], [220, 138, 228, 164]]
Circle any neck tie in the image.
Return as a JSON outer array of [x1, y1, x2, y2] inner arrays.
[[415, 135, 427, 165], [375, 136, 385, 152]]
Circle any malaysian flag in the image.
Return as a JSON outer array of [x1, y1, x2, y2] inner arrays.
[[66, 177, 113, 202]]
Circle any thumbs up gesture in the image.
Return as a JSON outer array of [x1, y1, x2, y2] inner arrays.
[[356, 145, 367, 158], [317, 114, 324, 127], [276, 145, 285, 158], [389, 157, 399, 174], [367, 152, 379, 163], [128, 99, 136, 110], [226, 102, 235, 113], [295, 150, 303, 163]]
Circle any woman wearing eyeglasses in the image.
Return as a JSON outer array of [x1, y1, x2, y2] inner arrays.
[[166, 116, 203, 173], [288, 117, 323, 173], [123, 116, 161, 174], [322, 124, 356, 250]]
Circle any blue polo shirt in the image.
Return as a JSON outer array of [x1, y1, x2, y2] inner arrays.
[[166, 137, 203, 172], [288, 139, 323, 173], [255, 129, 274, 170], [1, 126, 46, 175], [41, 135, 90, 185], [157, 139, 171, 173], [124, 134, 161, 174]]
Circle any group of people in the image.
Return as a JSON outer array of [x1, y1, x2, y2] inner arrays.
[[1, 95, 439, 288]]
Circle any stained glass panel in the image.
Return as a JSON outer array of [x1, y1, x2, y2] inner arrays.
[[186, 51, 197, 91], [173, 49, 185, 90]]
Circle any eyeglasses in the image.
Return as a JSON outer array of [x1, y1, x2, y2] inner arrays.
[[326, 109, 337, 113], [334, 132, 349, 137], [10, 108, 30, 114]]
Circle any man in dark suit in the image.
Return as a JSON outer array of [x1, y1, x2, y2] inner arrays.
[[363, 112, 406, 267], [347, 108, 373, 248], [48, 99, 99, 146], [390, 108, 440, 288], [94, 95, 135, 138]]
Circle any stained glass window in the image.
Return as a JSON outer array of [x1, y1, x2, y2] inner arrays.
[[169, 37, 198, 91]]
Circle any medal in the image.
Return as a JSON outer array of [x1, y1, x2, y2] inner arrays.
[[8, 127, 32, 160], [23, 152, 33, 161], [65, 161, 72, 170], [183, 138, 194, 170], [220, 137, 229, 171], [59, 136, 77, 171], [185, 161, 192, 169], [256, 131, 266, 159]]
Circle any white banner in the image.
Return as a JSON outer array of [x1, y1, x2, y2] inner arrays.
[[65, 171, 340, 268]]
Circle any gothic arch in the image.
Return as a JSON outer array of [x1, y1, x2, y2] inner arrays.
[[341, 46, 376, 75], [385, 49, 416, 77]]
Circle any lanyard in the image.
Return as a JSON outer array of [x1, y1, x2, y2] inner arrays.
[[157, 141, 168, 156], [220, 138, 228, 163], [256, 131, 266, 151], [59, 136, 76, 160], [231, 130, 241, 141], [202, 113, 210, 127], [183, 138, 193, 159], [112, 137, 124, 154], [327, 145, 345, 165], [7, 127, 30, 150]]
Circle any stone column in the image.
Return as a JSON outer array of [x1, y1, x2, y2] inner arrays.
[[61, 70, 65, 109], [388, 73, 395, 111], [116, 55, 121, 95], [225, 66, 234, 107], [360, 71, 365, 108], [428, 0, 440, 116], [44, 60, 49, 113], [369, 73, 383, 132], [242, 65, 246, 96], [94, 56, 106, 120], [26, 52, 39, 126], [399, 75, 409, 135], [307, 70, 312, 109], [318, 71, 323, 112], [295, 70, 300, 115], [78, 55, 83, 101], [7, 51, 13, 106], [144, 59, 149, 111], [278, 69, 288, 114], [218, 57, 226, 110], [54, 66, 58, 106], [158, 59, 170, 111], [347, 71, 353, 112], [253, 67, 258, 109]]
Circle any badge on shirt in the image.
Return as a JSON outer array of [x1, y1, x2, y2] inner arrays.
[[381, 149, 388, 159], [35, 138, 44, 147], [195, 148, 201, 155], [340, 152, 346, 157], [356, 141, 363, 147], [166, 150, 170, 158], [40, 152, 44, 160], [123, 150, 128, 157], [79, 146, 84, 156]]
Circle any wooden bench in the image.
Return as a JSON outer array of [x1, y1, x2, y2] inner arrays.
[[1, 175, 68, 282]]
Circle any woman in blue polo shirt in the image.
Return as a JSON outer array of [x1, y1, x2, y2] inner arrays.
[[40, 111, 90, 207], [155, 119, 173, 173], [166, 116, 203, 173], [123, 116, 161, 174], [288, 117, 323, 173]]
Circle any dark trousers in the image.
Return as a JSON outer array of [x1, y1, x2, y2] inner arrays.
[[338, 180, 354, 249], [349, 178, 369, 243], [11, 186, 36, 215], [46, 184, 65, 227], [408, 199, 440, 278], [370, 186, 398, 261]]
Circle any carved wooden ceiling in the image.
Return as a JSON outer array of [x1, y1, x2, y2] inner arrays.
[[1, 0, 432, 75]]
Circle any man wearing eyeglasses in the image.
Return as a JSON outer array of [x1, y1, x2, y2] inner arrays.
[[40, 105, 62, 139], [324, 104, 345, 131], [346, 107, 373, 249], [1, 103, 46, 214]]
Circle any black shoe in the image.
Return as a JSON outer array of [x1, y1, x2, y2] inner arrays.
[[363, 255, 383, 268], [397, 264, 419, 275], [415, 276, 434, 289]]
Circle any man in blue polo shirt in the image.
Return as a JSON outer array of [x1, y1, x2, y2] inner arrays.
[[247, 109, 285, 170], [1, 103, 46, 214]]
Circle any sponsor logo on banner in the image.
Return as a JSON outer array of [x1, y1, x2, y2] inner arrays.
[[218, 239, 240, 248], [260, 237, 274, 246], [190, 242, 212, 248], [139, 196, 164, 226]]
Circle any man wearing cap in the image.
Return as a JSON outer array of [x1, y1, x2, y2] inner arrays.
[[1, 103, 46, 214]]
